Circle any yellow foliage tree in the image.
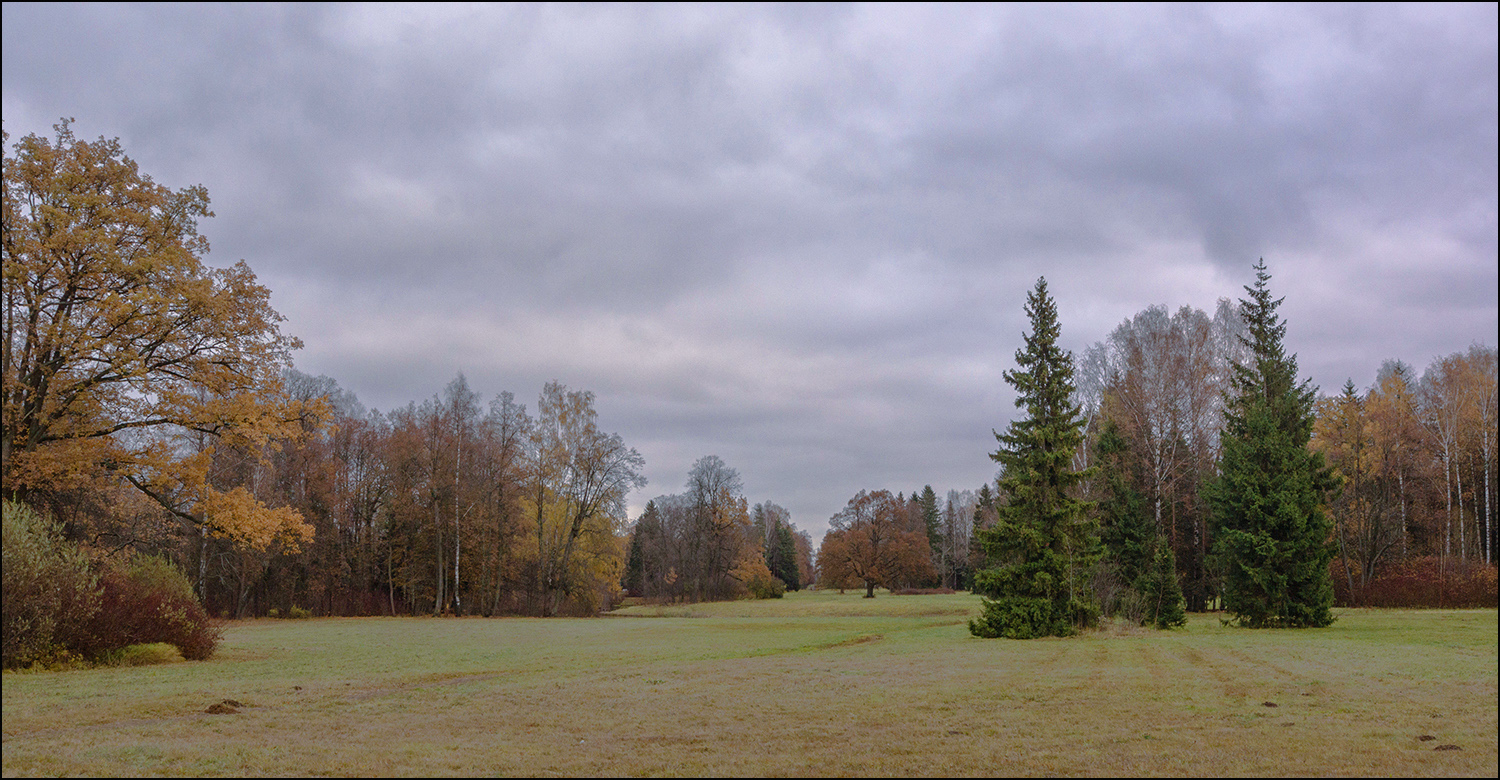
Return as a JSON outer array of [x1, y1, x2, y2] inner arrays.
[[523, 382, 644, 615], [2, 121, 317, 551]]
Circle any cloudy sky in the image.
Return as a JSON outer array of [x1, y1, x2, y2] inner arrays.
[[4, 3, 1495, 538]]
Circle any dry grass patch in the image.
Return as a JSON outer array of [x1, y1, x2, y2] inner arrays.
[[2, 591, 1495, 776]]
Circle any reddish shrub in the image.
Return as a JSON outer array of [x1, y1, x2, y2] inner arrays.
[[1333, 556, 1498, 609], [78, 555, 222, 661]]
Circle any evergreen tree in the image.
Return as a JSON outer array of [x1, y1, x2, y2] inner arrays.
[[919, 485, 942, 583], [970, 278, 1100, 639], [766, 522, 801, 591], [623, 500, 659, 597], [1095, 419, 1154, 588], [1205, 260, 1336, 628], [624, 529, 646, 596], [1135, 537, 1187, 629]]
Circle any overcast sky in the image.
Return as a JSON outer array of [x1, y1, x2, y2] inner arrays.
[[4, 3, 1496, 538]]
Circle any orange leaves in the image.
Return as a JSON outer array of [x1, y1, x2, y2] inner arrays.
[[819, 490, 937, 597], [198, 486, 314, 553], [3, 122, 312, 552]]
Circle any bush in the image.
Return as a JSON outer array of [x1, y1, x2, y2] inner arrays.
[[1334, 556, 1498, 608], [969, 596, 1072, 639], [3, 504, 222, 666], [105, 642, 181, 667], [2, 501, 100, 669], [79, 554, 222, 661], [2, 501, 221, 666], [746, 570, 786, 599]]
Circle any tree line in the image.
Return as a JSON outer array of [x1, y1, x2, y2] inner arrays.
[[623, 456, 814, 602], [4, 122, 1494, 641], [961, 268, 1495, 639], [1072, 296, 1496, 611], [2, 122, 659, 619]]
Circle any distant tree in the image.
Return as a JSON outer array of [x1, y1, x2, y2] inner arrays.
[[967, 482, 999, 582], [767, 522, 801, 591], [686, 455, 752, 601], [941, 490, 977, 589], [970, 278, 1099, 639], [523, 382, 645, 616], [793, 527, 816, 588], [918, 485, 942, 569], [623, 503, 652, 597], [818, 490, 936, 597], [1205, 260, 1335, 628]]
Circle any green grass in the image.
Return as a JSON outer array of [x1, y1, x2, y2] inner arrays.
[[2, 589, 1495, 776]]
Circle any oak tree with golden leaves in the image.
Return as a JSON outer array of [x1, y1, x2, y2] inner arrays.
[[2, 121, 318, 551]]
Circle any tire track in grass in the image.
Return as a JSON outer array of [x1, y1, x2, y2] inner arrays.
[[1218, 645, 1317, 685], [1176, 644, 1250, 700]]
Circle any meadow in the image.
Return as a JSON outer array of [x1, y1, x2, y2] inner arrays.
[[2, 590, 1495, 777]]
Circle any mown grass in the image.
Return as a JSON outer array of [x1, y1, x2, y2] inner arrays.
[[2, 589, 1494, 777]]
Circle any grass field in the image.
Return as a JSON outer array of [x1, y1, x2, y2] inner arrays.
[[2, 590, 1495, 777]]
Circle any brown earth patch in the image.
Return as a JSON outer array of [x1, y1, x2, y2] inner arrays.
[[824, 634, 884, 649]]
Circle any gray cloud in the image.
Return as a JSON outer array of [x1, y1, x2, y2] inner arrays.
[[5, 3, 1495, 537]]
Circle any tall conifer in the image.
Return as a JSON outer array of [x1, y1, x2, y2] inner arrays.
[[970, 278, 1099, 639], [1205, 260, 1336, 628]]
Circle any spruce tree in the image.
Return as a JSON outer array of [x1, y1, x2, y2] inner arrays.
[[919, 485, 942, 584], [1136, 537, 1187, 629], [623, 500, 659, 597], [970, 278, 1099, 639], [767, 522, 801, 591], [1095, 419, 1154, 588], [1205, 260, 1336, 628]]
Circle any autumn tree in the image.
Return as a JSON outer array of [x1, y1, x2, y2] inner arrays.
[[2, 121, 317, 552], [523, 382, 645, 616], [970, 277, 1099, 639], [1205, 260, 1335, 628], [683, 456, 755, 600], [1313, 380, 1403, 602], [1365, 361, 1422, 560], [792, 526, 815, 589], [817, 489, 936, 597]]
